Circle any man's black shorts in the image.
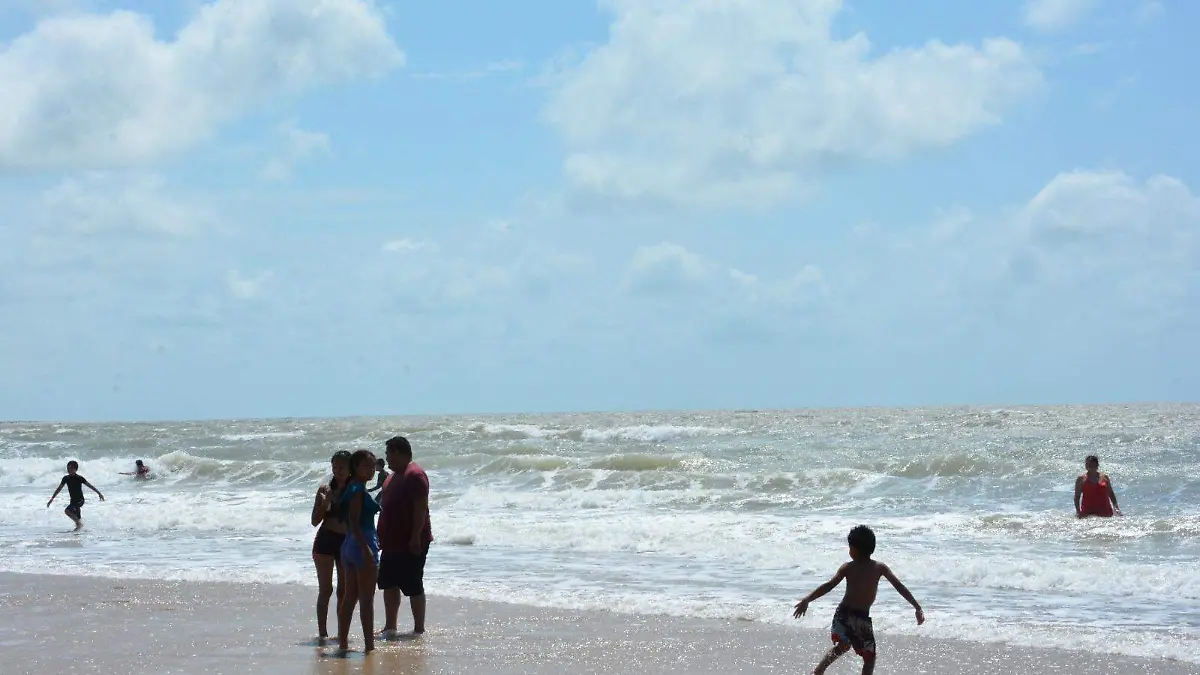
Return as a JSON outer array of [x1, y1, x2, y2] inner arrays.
[[377, 544, 429, 596]]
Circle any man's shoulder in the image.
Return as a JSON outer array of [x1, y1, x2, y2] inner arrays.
[[405, 463, 429, 479]]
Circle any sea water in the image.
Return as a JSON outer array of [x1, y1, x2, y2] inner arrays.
[[1, 405, 1198, 662]]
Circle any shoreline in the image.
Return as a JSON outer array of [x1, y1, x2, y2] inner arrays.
[[2, 572, 1197, 675]]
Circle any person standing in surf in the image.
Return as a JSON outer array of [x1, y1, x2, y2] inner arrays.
[[312, 450, 351, 641], [367, 457, 388, 494], [376, 435, 433, 638], [46, 461, 104, 530], [1075, 454, 1122, 518], [336, 449, 381, 653]]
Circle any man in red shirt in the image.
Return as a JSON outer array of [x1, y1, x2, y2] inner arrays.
[[377, 435, 434, 636]]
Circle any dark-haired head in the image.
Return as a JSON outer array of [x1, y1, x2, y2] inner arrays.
[[135, 460, 144, 468], [349, 449, 376, 482], [848, 525, 876, 559], [67, 460, 79, 472], [329, 451, 352, 490], [385, 436, 413, 472], [1085, 455, 1100, 470]]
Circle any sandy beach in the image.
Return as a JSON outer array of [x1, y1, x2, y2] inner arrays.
[[1, 572, 1196, 675]]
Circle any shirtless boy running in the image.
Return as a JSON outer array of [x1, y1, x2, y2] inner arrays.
[[793, 525, 924, 674]]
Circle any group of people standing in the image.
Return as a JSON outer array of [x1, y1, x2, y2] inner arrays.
[[310, 435, 433, 653]]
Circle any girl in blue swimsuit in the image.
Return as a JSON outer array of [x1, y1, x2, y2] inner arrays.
[[336, 449, 381, 653]]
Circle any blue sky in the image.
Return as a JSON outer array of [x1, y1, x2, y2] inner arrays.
[[1, 0, 1197, 421]]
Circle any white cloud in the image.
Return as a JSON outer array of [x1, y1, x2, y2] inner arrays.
[[37, 172, 207, 237], [261, 121, 332, 182], [625, 242, 826, 305], [622, 241, 829, 344], [0, 0, 403, 169], [1022, 0, 1097, 32], [1068, 42, 1109, 58], [227, 269, 274, 300], [544, 0, 1043, 208], [382, 238, 435, 252], [4, 173, 221, 322], [1022, 170, 1200, 241], [625, 242, 711, 294], [852, 169, 1200, 338]]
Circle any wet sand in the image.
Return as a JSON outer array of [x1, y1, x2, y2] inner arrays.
[[1, 572, 1196, 675]]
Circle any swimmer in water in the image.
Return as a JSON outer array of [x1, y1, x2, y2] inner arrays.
[[1075, 454, 1122, 518], [120, 459, 151, 479]]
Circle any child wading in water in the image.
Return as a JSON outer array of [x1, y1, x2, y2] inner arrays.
[[47, 461, 104, 530], [793, 525, 924, 674]]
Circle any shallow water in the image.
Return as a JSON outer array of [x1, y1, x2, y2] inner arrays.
[[2, 404, 1198, 662]]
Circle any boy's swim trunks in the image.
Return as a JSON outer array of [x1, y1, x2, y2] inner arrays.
[[831, 604, 876, 658]]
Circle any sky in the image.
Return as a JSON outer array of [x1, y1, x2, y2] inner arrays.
[[1, 0, 1197, 421]]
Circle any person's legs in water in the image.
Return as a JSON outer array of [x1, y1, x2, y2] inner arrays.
[[410, 594, 426, 634], [813, 643, 850, 674], [383, 587, 401, 636], [313, 553, 336, 639], [399, 548, 428, 633], [65, 501, 83, 530]]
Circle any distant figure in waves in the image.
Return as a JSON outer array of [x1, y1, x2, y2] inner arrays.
[[367, 458, 388, 494], [336, 449, 382, 654], [120, 460, 152, 479], [1075, 454, 1122, 518], [46, 460, 105, 531], [312, 450, 351, 642]]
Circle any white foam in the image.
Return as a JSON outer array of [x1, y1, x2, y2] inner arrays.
[[219, 431, 307, 442]]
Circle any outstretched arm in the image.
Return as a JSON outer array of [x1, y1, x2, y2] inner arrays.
[[47, 482, 64, 507], [82, 478, 104, 501], [1073, 476, 1084, 517], [882, 564, 924, 624], [793, 564, 847, 618]]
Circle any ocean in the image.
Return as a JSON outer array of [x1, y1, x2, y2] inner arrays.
[[2, 405, 1198, 663]]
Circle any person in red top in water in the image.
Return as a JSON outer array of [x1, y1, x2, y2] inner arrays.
[[1075, 455, 1122, 518], [376, 435, 433, 637], [120, 460, 151, 479]]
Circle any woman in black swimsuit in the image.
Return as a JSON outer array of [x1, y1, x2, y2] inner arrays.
[[311, 450, 351, 640]]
